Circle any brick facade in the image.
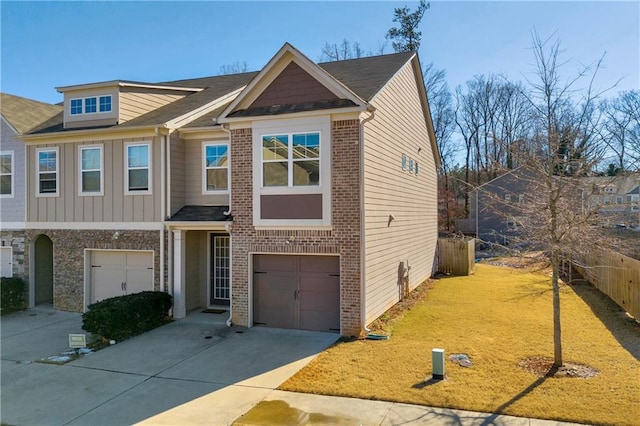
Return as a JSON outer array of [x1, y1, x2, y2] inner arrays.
[[24, 229, 162, 312], [0, 230, 26, 278], [229, 119, 363, 337]]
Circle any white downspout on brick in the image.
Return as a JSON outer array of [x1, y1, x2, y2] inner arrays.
[[220, 123, 233, 327]]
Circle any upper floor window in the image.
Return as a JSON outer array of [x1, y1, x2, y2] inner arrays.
[[0, 152, 13, 197], [99, 96, 112, 112], [203, 143, 228, 192], [126, 143, 151, 194], [85, 97, 97, 113], [37, 148, 58, 196], [70, 95, 112, 116], [70, 99, 83, 115], [262, 132, 320, 187], [79, 145, 103, 195], [505, 194, 512, 203]]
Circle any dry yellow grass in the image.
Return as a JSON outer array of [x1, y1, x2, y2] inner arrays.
[[280, 263, 640, 425]]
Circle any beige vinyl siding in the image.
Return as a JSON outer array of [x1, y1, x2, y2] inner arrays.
[[183, 138, 230, 207], [119, 90, 185, 123], [27, 137, 162, 222], [362, 60, 438, 325], [170, 132, 185, 216]]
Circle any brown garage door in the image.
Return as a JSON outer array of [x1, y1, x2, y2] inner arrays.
[[253, 255, 340, 332]]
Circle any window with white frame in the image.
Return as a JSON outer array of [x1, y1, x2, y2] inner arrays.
[[37, 148, 59, 196], [126, 143, 151, 193], [79, 146, 103, 195], [70, 95, 112, 116], [0, 152, 13, 197], [262, 132, 320, 187], [505, 193, 512, 203], [203, 143, 229, 192]]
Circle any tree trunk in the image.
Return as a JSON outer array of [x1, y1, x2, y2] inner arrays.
[[551, 252, 563, 367]]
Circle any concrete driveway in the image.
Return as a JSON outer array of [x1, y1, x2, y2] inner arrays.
[[1, 306, 338, 426]]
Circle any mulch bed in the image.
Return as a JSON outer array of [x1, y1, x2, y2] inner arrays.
[[519, 356, 600, 378]]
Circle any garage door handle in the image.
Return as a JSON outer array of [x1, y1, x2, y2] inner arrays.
[[329, 273, 340, 277], [92, 265, 102, 268], [294, 290, 300, 300]]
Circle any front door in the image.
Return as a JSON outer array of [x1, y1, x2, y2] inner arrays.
[[210, 235, 230, 306]]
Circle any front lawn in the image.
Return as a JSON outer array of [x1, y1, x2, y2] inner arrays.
[[280, 263, 640, 426]]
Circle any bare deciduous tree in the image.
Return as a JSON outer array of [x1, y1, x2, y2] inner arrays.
[[219, 61, 248, 75]]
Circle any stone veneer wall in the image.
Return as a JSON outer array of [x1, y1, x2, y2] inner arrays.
[[0, 230, 26, 278], [24, 229, 161, 312], [229, 119, 363, 337]]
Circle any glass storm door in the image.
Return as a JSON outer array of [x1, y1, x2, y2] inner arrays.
[[210, 235, 230, 305]]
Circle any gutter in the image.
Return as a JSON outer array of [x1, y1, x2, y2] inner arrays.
[[220, 123, 234, 327]]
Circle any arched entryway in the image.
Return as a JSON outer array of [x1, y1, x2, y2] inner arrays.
[[32, 234, 53, 305]]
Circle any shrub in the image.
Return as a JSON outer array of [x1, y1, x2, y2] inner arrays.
[[1, 276, 26, 314], [82, 291, 172, 342]]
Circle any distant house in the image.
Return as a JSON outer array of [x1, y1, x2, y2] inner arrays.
[[582, 174, 640, 229], [18, 43, 440, 337], [0, 93, 62, 281], [458, 167, 640, 244]]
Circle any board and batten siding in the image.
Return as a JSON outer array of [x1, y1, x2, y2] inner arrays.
[[27, 137, 162, 223], [362, 60, 438, 325], [0, 119, 25, 223], [119, 90, 185, 124], [170, 132, 185, 216]]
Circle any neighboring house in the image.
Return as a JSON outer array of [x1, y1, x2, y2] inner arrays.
[[459, 167, 640, 244], [582, 174, 640, 228], [460, 167, 535, 245], [0, 93, 62, 280], [20, 43, 439, 336]]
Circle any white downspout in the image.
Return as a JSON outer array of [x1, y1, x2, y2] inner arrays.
[[156, 128, 166, 293], [359, 106, 376, 334], [220, 123, 233, 327]]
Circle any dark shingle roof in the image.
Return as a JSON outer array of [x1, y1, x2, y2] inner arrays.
[[168, 205, 232, 222], [25, 50, 415, 134], [1, 93, 63, 133]]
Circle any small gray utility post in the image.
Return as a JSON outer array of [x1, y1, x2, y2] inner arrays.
[[432, 348, 445, 380]]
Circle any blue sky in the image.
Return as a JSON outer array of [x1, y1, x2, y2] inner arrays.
[[1, 1, 638, 104]]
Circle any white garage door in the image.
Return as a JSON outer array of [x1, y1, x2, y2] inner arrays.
[[0, 247, 12, 277], [90, 250, 153, 303]]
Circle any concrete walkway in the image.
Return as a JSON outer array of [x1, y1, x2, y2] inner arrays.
[[1, 307, 585, 426]]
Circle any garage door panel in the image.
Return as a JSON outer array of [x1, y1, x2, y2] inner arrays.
[[0, 247, 12, 277], [90, 251, 153, 304], [253, 255, 340, 333]]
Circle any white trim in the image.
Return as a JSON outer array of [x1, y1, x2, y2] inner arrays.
[[202, 141, 230, 194], [69, 95, 112, 117], [35, 147, 59, 197], [0, 150, 15, 198], [252, 116, 332, 227], [0, 222, 26, 229], [165, 87, 245, 129], [253, 225, 333, 231], [78, 144, 104, 196], [56, 80, 202, 93], [124, 142, 152, 195], [25, 222, 163, 230], [220, 106, 365, 124], [164, 222, 229, 231]]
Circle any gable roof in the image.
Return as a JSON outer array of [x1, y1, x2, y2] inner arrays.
[[0, 92, 63, 134], [24, 45, 421, 135]]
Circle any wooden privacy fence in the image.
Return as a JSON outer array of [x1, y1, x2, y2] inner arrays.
[[571, 249, 640, 320], [437, 237, 476, 276]]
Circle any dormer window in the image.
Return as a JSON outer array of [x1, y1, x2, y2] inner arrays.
[[70, 95, 112, 115]]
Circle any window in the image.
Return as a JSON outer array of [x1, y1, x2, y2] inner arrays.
[[70, 99, 83, 115], [603, 196, 611, 205], [0, 152, 13, 197], [415, 161, 419, 175], [505, 194, 512, 203], [126, 143, 150, 193], [401, 154, 407, 171], [518, 194, 525, 203], [99, 96, 112, 112], [409, 158, 414, 173], [79, 146, 103, 195], [616, 196, 623, 204], [262, 132, 319, 187], [69, 95, 112, 115], [203, 143, 228, 192], [84, 97, 97, 113], [37, 148, 58, 196]]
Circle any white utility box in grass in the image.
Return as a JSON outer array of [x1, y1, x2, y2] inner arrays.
[[432, 348, 445, 380]]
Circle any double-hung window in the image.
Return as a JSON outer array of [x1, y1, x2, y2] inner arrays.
[[126, 143, 151, 193], [262, 132, 320, 187], [37, 148, 59, 196], [79, 146, 103, 195], [0, 152, 13, 197], [203, 143, 229, 192]]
